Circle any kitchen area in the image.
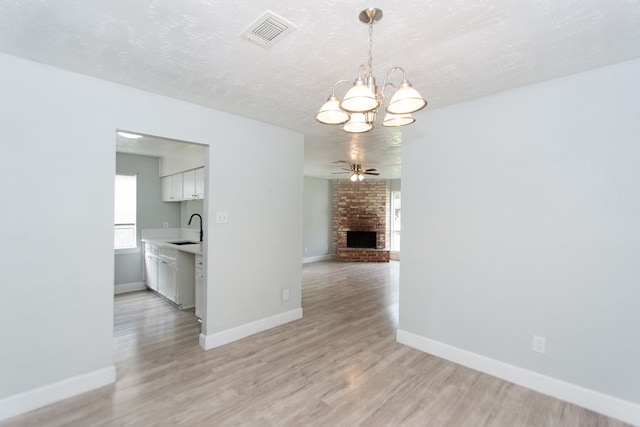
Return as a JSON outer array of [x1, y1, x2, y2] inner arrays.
[[141, 223, 204, 318], [115, 132, 207, 320]]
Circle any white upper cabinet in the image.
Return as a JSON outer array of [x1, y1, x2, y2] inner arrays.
[[161, 176, 173, 202], [162, 167, 204, 202], [172, 173, 183, 200], [195, 167, 205, 199], [183, 169, 196, 200], [159, 144, 205, 202], [162, 173, 184, 202]]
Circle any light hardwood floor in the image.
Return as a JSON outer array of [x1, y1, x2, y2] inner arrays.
[[3, 261, 630, 426]]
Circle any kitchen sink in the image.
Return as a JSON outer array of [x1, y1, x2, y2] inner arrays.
[[169, 241, 199, 245]]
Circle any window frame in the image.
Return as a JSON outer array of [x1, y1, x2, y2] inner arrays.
[[114, 174, 138, 251], [390, 190, 401, 252]]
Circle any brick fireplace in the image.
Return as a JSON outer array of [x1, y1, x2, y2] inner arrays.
[[332, 180, 390, 262]]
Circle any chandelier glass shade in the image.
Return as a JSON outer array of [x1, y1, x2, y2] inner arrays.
[[343, 111, 376, 133], [315, 8, 427, 134], [382, 112, 415, 127], [387, 83, 427, 114], [315, 95, 350, 125], [341, 80, 379, 113]]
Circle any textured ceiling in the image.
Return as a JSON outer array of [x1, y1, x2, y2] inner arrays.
[[2, 0, 640, 179]]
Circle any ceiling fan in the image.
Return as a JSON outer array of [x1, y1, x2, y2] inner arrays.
[[332, 161, 380, 181]]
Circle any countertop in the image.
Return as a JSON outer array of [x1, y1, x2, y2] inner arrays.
[[142, 238, 203, 255]]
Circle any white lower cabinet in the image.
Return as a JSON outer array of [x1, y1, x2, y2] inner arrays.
[[195, 254, 204, 319], [144, 243, 196, 309], [144, 243, 159, 291], [158, 253, 178, 303]]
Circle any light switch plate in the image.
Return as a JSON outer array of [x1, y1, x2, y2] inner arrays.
[[215, 211, 228, 224]]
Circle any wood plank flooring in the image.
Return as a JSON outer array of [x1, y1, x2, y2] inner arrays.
[[2, 261, 630, 426]]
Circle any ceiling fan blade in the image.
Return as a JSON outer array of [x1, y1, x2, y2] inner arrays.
[[332, 161, 380, 176]]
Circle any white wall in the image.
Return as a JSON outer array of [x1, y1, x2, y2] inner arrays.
[[302, 177, 332, 260], [0, 52, 303, 418], [204, 122, 303, 336], [159, 144, 206, 177], [180, 199, 205, 229], [399, 58, 640, 422]]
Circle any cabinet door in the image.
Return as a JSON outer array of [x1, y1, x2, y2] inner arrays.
[[145, 254, 158, 291], [195, 255, 204, 318], [195, 168, 205, 199], [182, 170, 196, 200], [171, 173, 183, 201], [161, 176, 173, 202], [158, 260, 177, 302]]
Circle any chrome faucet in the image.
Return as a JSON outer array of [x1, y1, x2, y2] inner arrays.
[[188, 213, 203, 242]]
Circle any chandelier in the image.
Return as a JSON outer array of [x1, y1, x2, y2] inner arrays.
[[315, 8, 427, 133]]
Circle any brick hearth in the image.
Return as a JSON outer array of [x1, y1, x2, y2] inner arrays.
[[332, 180, 390, 262]]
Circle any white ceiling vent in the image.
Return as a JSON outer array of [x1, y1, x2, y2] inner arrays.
[[240, 10, 296, 49]]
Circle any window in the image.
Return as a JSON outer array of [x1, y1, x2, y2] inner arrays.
[[114, 174, 137, 249], [391, 191, 401, 251]]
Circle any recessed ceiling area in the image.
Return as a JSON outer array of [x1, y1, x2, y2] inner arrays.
[[115, 132, 198, 158], [1, 1, 639, 179]]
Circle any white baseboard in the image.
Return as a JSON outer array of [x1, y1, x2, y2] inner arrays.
[[200, 308, 303, 350], [396, 330, 640, 426], [0, 366, 116, 422], [114, 282, 146, 295], [302, 254, 332, 264]]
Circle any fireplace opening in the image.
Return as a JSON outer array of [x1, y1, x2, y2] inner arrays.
[[346, 231, 377, 249]]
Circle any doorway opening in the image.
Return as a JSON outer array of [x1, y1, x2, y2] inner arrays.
[[114, 130, 209, 342]]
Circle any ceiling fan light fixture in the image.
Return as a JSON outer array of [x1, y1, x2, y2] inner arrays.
[[332, 162, 378, 180], [382, 112, 415, 127], [315, 95, 350, 124]]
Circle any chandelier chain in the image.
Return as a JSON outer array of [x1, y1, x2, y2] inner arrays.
[[367, 22, 374, 76]]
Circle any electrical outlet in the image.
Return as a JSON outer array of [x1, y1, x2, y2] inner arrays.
[[532, 335, 546, 354], [163, 222, 169, 229], [282, 288, 290, 302]]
